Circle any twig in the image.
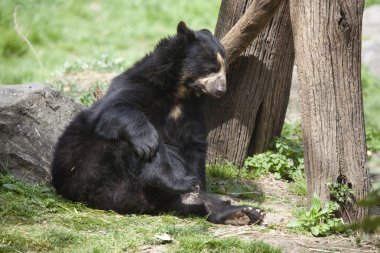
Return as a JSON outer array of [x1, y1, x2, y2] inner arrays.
[[307, 248, 333, 252], [13, 5, 48, 75], [326, 246, 375, 252], [343, 204, 352, 223], [329, 238, 345, 245], [226, 191, 261, 195]]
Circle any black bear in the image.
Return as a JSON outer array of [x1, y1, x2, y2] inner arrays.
[[51, 22, 264, 225]]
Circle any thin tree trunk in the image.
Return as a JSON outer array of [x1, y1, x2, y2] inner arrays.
[[290, 0, 369, 221], [206, 0, 294, 166]]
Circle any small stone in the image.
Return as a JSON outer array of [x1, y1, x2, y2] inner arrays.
[[155, 233, 173, 243]]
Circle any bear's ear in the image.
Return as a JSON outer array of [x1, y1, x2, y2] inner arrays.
[[200, 29, 213, 35], [177, 21, 195, 41]]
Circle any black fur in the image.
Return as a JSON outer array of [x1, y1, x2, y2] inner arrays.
[[51, 22, 264, 225]]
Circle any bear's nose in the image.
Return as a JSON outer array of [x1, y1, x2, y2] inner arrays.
[[216, 83, 226, 96], [217, 85, 226, 93], [216, 76, 227, 94]]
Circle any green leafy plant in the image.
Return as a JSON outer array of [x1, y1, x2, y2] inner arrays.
[[271, 136, 303, 163], [244, 152, 296, 180], [327, 181, 355, 221], [244, 133, 304, 180], [288, 194, 343, 236], [243, 121, 305, 180], [79, 91, 95, 107], [328, 182, 354, 205], [281, 121, 303, 139]]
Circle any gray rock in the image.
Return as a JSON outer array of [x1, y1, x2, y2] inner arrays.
[[362, 5, 380, 77], [0, 84, 83, 182]]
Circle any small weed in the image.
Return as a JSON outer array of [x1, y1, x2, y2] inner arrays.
[[244, 135, 304, 181], [281, 121, 303, 140], [244, 152, 296, 180], [328, 182, 354, 205], [270, 137, 303, 163], [79, 91, 96, 107], [288, 169, 307, 197], [206, 162, 240, 179], [54, 79, 107, 107], [287, 194, 344, 236], [243, 121, 304, 181]]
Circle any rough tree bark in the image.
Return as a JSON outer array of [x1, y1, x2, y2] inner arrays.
[[290, 0, 369, 221], [206, 0, 295, 166]]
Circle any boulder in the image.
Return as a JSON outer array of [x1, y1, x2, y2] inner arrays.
[[0, 84, 83, 182]]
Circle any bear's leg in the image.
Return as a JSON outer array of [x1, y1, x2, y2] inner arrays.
[[86, 180, 156, 214], [93, 101, 159, 161], [165, 191, 265, 225], [139, 143, 201, 194], [185, 148, 207, 190]]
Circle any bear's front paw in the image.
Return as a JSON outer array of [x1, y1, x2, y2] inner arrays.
[[224, 206, 265, 226], [130, 128, 159, 161]]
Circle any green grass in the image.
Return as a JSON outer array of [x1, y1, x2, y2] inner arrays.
[[288, 170, 307, 197], [0, 174, 280, 252], [0, 0, 220, 84], [365, 0, 380, 6]]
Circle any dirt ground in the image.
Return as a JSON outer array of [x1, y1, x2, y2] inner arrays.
[[140, 175, 378, 253], [211, 175, 379, 253]]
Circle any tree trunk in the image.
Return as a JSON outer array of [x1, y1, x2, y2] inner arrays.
[[206, 0, 294, 166], [289, 0, 369, 221]]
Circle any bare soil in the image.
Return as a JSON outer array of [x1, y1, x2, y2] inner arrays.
[[211, 175, 379, 253], [139, 175, 379, 253]]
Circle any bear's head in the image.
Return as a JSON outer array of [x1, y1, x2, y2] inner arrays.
[[177, 21, 228, 99]]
